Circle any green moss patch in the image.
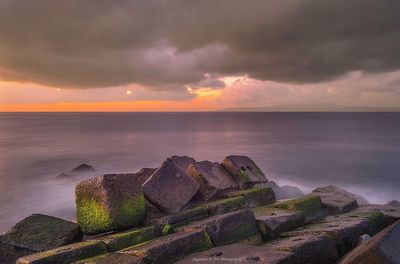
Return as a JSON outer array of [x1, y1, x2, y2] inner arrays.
[[226, 187, 276, 207], [199, 196, 246, 215], [273, 195, 322, 219], [101, 226, 158, 252], [162, 225, 173, 236], [76, 194, 145, 235], [16, 241, 108, 264]]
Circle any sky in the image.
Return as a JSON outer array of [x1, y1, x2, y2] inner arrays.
[[1, 0, 400, 111]]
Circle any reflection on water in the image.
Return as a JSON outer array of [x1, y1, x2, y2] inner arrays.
[[0, 112, 400, 232]]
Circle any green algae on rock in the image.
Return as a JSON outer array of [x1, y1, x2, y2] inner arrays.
[[273, 195, 323, 221], [182, 209, 260, 246], [199, 196, 247, 215], [224, 186, 276, 207], [120, 230, 213, 264], [75, 173, 146, 235], [16, 240, 108, 264], [99, 226, 160, 252]]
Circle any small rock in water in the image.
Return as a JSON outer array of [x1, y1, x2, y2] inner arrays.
[[357, 234, 371, 245], [57, 164, 96, 179], [70, 164, 96, 174]]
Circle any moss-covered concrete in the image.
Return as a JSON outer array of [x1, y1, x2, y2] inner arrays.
[[273, 195, 322, 220], [225, 186, 276, 207], [121, 230, 213, 264], [100, 226, 159, 252], [198, 196, 247, 215], [16, 240, 108, 264], [76, 193, 145, 235]]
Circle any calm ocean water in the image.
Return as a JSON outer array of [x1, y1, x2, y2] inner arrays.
[[0, 112, 399, 232]]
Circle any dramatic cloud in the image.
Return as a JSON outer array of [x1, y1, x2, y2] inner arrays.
[[0, 0, 400, 90]]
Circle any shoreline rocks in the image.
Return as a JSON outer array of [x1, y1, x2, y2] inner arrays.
[[4, 154, 399, 264]]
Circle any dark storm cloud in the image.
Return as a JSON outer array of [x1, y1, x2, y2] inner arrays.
[[0, 0, 399, 89]]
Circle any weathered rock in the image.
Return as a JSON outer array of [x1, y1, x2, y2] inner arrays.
[[99, 226, 161, 252], [186, 161, 238, 201], [224, 186, 276, 207], [312, 186, 359, 214], [199, 196, 247, 215], [182, 209, 260, 246], [281, 211, 387, 255], [16, 240, 108, 264], [134, 168, 158, 184], [266, 234, 339, 264], [176, 243, 296, 264], [338, 220, 400, 264], [252, 206, 304, 240], [142, 156, 200, 213], [355, 204, 400, 224], [75, 173, 146, 234], [221, 155, 268, 189], [386, 200, 400, 207], [0, 214, 82, 263], [153, 207, 209, 229], [120, 230, 213, 264], [273, 195, 323, 221]]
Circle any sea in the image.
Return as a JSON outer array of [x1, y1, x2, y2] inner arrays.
[[0, 112, 399, 232]]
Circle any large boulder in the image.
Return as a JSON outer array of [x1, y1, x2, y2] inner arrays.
[[221, 155, 268, 189], [182, 209, 261, 246], [186, 161, 238, 201], [252, 206, 304, 240], [0, 214, 82, 264], [312, 186, 359, 214], [75, 173, 146, 234], [273, 195, 323, 221], [142, 156, 200, 213], [223, 186, 276, 208], [338, 220, 400, 264]]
